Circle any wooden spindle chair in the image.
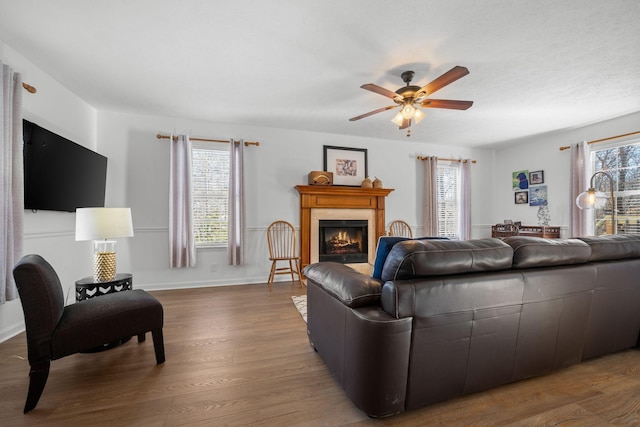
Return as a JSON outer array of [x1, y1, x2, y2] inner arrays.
[[266, 220, 304, 290], [388, 220, 413, 238]]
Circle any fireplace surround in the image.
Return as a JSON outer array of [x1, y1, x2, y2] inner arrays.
[[296, 185, 394, 273]]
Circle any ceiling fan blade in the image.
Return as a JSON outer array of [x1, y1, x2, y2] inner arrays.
[[349, 105, 398, 121], [399, 118, 411, 130], [420, 99, 474, 110], [415, 66, 470, 98], [361, 83, 402, 100]]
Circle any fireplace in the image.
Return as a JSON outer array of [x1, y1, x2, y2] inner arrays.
[[319, 220, 368, 264], [296, 185, 394, 273]]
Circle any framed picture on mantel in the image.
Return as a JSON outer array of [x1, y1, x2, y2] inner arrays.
[[323, 145, 368, 186]]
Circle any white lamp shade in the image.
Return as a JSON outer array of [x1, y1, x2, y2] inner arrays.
[[592, 191, 610, 208], [75, 208, 134, 241], [576, 190, 610, 210], [575, 190, 595, 210]]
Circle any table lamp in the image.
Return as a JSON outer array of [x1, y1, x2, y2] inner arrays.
[[75, 208, 134, 282]]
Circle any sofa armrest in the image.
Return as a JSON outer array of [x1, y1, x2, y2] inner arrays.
[[306, 278, 412, 417], [303, 262, 383, 308]]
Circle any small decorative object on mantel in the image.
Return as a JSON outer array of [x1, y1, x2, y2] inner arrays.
[[373, 177, 382, 188], [308, 171, 333, 185], [361, 177, 373, 188]]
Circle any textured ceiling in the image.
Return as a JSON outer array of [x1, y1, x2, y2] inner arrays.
[[1, 0, 639, 147]]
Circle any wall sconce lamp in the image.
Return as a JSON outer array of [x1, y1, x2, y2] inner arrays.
[[575, 171, 617, 235], [75, 208, 134, 282]]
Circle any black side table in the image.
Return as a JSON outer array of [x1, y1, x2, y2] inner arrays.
[[75, 273, 133, 302]]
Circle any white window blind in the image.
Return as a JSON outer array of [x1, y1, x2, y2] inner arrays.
[[437, 163, 461, 239], [591, 141, 640, 235], [191, 146, 230, 245]]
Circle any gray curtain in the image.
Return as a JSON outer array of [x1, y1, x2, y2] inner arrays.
[[1, 62, 24, 303], [569, 141, 588, 237], [422, 156, 438, 236], [169, 134, 196, 267], [228, 139, 245, 265], [459, 159, 472, 240]]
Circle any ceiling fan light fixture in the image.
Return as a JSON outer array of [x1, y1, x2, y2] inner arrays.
[[391, 111, 405, 126], [413, 108, 425, 124], [401, 104, 416, 119]]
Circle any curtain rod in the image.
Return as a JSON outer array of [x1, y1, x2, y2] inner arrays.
[[22, 82, 36, 93], [417, 156, 477, 164], [559, 130, 640, 151], [156, 133, 259, 146]]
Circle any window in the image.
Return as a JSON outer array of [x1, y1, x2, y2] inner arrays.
[[590, 141, 640, 235], [191, 145, 230, 245], [437, 163, 461, 239]]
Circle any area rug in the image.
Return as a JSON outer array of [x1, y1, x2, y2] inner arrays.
[[291, 295, 307, 323]]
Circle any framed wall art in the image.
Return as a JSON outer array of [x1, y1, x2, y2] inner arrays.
[[515, 191, 529, 205], [529, 185, 548, 206], [529, 170, 544, 185], [323, 145, 368, 186], [512, 170, 529, 190]]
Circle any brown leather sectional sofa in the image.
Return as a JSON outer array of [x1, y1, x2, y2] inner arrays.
[[303, 234, 640, 417]]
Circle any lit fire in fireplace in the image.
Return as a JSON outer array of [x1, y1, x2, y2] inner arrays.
[[325, 230, 362, 254], [318, 219, 368, 264]]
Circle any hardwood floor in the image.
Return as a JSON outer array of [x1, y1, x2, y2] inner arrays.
[[1, 282, 639, 426]]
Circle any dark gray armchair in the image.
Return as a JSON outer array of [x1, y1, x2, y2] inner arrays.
[[13, 254, 165, 413]]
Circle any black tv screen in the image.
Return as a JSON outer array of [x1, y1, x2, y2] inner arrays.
[[23, 119, 107, 212]]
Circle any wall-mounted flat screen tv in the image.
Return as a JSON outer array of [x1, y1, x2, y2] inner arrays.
[[23, 119, 107, 212]]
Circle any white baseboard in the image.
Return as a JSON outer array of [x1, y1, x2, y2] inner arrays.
[[0, 323, 25, 343]]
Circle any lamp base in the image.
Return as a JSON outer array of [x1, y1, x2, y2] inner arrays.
[[94, 240, 116, 282]]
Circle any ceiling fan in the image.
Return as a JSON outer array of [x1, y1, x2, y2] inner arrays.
[[349, 66, 473, 136]]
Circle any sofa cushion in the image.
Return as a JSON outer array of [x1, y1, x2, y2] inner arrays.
[[303, 262, 383, 308], [503, 236, 591, 268], [381, 238, 513, 282], [371, 236, 448, 280], [577, 234, 640, 261]]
